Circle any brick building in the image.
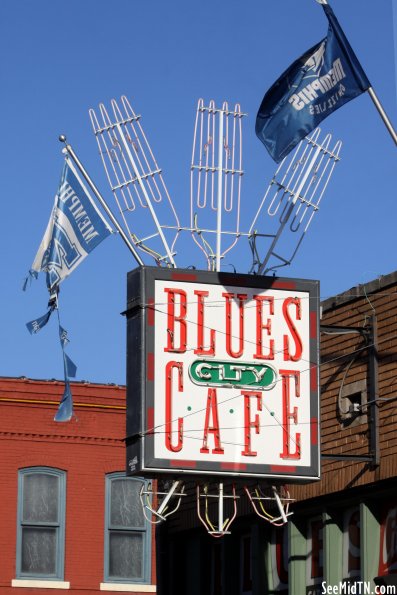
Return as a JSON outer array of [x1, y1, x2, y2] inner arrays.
[[154, 270, 397, 595], [0, 378, 156, 594]]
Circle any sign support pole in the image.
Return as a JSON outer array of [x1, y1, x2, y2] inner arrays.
[[367, 87, 397, 147]]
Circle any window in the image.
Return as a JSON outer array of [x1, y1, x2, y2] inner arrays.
[[104, 474, 151, 585], [16, 468, 66, 580]]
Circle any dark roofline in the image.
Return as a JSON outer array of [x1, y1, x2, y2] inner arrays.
[[321, 270, 397, 313]]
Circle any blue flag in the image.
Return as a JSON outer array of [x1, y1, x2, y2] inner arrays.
[[54, 312, 77, 422], [26, 308, 55, 335], [25, 157, 112, 422], [256, 2, 371, 162], [31, 157, 112, 292], [54, 380, 74, 423]]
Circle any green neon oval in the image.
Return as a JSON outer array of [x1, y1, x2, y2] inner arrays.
[[189, 359, 276, 390]]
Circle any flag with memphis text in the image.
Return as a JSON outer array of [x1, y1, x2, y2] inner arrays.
[[31, 157, 112, 293], [255, 2, 371, 162], [25, 157, 112, 422]]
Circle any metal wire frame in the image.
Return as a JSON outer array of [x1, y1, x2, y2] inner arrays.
[[244, 485, 294, 526], [196, 482, 239, 538], [139, 480, 186, 525], [137, 478, 294, 533], [89, 96, 180, 267], [138, 481, 295, 533], [190, 99, 245, 271], [248, 128, 342, 275], [88, 95, 340, 278]]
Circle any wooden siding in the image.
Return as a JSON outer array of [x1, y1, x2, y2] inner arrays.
[[291, 271, 397, 502]]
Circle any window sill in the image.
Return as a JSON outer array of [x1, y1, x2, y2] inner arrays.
[[100, 584, 156, 593], [12, 579, 70, 589]]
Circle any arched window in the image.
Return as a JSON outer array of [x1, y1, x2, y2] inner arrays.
[[16, 467, 66, 580], [104, 474, 152, 585]]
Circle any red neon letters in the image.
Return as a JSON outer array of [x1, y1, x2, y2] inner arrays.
[[162, 288, 304, 461]]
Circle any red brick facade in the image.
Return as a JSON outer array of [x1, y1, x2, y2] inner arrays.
[[0, 378, 156, 594]]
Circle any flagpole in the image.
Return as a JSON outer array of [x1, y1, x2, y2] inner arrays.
[[315, 0, 397, 148], [59, 136, 144, 266], [367, 87, 397, 146]]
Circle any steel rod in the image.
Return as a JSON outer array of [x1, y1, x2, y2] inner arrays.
[[321, 454, 373, 462], [156, 480, 181, 517], [367, 87, 397, 146], [272, 486, 288, 523], [215, 111, 224, 271], [218, 482, 224, 531], [114, 124, 176, 267]]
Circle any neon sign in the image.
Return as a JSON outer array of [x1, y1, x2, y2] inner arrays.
[[126, 267, 320, 481]]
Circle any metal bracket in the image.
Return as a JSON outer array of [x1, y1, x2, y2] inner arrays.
[[320, 316, 379, 468], [320, 324, 370, 337]]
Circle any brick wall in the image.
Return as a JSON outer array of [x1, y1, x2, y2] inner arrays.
[[0, 378, 156, 594]]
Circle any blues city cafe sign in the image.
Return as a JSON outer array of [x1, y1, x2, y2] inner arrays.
[[126, 267, 320, 481]]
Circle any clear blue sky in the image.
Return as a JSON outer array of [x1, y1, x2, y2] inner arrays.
[[1, 0, 396, 386]]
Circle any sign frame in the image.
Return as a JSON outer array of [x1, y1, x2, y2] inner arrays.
[[126, 266, 320, 482]]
